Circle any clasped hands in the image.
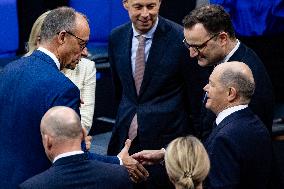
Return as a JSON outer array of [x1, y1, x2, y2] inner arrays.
[[118, 139, 166, 183]]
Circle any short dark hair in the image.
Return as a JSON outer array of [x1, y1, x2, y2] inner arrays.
[[40, 7, 77, 42], [183, 4, 235, 38]]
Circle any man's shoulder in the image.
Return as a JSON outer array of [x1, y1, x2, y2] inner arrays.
[[111, 22, 131, 36]]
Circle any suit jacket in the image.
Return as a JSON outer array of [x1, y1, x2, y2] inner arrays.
[[200, 42, 274, 140], [88, 152, 120, 165], [107, 16, 205, 155], [204, 108, 272, 189], [19, 153, 132, 189], [62, 58, 96, 131], [0, 50, 81, 188]]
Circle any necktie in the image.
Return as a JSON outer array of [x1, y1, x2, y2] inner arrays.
[[134, 35, 146, 94], [128, 35, 146, 140]]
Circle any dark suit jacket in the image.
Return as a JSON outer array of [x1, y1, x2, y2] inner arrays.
[[204, 108, 272, 189], [19, 153, 132, 189], [201, 42, 274, 140], [0, 50, 81, 188], [107, 16, 205, 155]]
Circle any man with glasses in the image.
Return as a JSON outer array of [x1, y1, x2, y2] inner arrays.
[[182, 4, 274, 140], [0, 7, 90, 188], [107, 0, 206, 188]]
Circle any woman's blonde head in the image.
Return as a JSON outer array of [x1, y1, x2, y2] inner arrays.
[[26, 11, 50, 56], [165, 136, 210, 189]]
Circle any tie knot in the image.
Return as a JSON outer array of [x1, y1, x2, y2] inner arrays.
[[137, 35, 146, 43]]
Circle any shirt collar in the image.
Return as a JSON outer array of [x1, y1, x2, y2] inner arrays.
[[53, 150, 84, 163], [132, 17, 159, 39], [217, 39, 240, 65], [216, 104, 248, 125], [38, 47, 60, 70]]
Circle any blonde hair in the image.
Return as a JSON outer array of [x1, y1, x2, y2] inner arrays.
[[25, 11, 50, 56], [165, 136, 210, 189]]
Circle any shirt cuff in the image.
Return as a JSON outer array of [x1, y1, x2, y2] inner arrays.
[[117, 155, 123, 165]]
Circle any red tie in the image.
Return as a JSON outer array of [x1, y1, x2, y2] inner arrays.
[[128, 35, 146, 140]]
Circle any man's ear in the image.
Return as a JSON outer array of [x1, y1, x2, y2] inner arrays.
[[227, 87, 237, 102], [45, 134, 53, 150], [57, 30, 66, 45], [218, 32, 229, 46], [123, 0, 129, 10]]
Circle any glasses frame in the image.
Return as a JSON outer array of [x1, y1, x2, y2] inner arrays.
[[183, 33, 219, 54], [65, 31, 88, 51]]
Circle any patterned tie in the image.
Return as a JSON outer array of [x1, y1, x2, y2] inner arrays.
[[128, 35, 146, 140]]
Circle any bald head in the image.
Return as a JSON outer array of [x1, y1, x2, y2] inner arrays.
[[40, 106, 82, 140], [214, 61, 255, 103]]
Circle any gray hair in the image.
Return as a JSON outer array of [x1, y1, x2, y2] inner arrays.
[[40, 7, 77, 42], [219, 68, 255, 102]]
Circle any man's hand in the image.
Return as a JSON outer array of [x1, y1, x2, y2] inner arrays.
[[82, 127, 92, 151], [118, 139, 149, 183], [131, 149, 165, 165]]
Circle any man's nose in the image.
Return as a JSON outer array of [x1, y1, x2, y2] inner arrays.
[[141, 7, 150, 17], [81, 47, 88, 57]]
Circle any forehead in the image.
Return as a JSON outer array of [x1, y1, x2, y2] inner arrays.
[[128, 0, 160, 5], [74, 14, 90, 39], [184, 23, 209, 42]]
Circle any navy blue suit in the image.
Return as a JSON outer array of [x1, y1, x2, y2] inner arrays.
[[107, 16, 206, 189], [19, 153, 132, 189], [0, 50, 81, 188], [204, 108, 272, 189], [200, 42, 274, 140], [107, 16, 204, 154]]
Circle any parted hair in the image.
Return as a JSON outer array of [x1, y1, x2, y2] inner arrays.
[[165, 136, 210, 189], [40, 7, 77, 42], [183, 4, 235, 38]]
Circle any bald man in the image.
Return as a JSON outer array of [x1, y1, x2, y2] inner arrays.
[[203, 61, 272, 189], [19, 106, 138, 189]]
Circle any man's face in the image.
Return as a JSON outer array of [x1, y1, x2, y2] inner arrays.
[[184, 23, 224, 67], [59, 14, 90, 70], [203, 69, 228, 114], [124, 0, 161, 34]]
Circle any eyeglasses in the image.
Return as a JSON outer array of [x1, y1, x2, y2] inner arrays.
[[183, 33, 219, 54], [65, 31, 88, 51]]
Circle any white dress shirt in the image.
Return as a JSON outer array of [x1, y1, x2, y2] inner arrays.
[[216, 104, 248, 125], [130, 18, 159, 75], [53, 151, 84, 163]]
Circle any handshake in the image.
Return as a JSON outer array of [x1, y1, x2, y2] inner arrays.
[[117, 139, 166, 183]]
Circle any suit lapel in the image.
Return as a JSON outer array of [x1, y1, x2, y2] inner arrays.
[[139, 17, 170, 96], [120, 25, 138, 98]]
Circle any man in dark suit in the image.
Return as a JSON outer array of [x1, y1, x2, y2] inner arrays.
[[107, 0, 205, 188], [182, 4, 274, 140], [19, 106, 133, 189], [0, 7, 90, 188], [203, 61, 272, 188]]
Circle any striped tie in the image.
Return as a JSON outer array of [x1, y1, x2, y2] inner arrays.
[[128, 35, 146, 140]]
